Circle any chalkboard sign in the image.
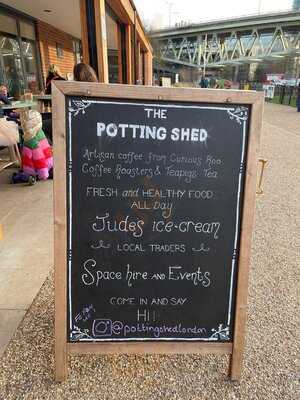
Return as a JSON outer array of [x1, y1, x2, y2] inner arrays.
[[53, 82, 263, 381]]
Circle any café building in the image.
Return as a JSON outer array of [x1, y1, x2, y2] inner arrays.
[[0, 0, 153, 98]]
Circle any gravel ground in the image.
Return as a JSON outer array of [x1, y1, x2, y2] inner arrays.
[[0, 103, 299, 400]]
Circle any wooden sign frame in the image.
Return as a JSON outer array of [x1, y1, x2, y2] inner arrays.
[[52, 81, 263, 382]]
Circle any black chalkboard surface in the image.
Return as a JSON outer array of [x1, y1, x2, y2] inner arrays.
[[66, 97, 250, 342]]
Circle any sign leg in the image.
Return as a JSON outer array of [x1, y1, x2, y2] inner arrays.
[[53, 85, 68, 381], [54, 262, 68, 381], [229, 345, 243, 381], [55, 337, 68, 381]]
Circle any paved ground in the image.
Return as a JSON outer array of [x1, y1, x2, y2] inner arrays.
[[0, 103, 299, 399], [0, 166, 53, 356]]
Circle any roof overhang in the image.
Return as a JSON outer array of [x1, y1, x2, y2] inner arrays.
[[0, 0, 81, 38]]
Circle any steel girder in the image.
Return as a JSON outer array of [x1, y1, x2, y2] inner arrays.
[[154, 24, 300, 68]]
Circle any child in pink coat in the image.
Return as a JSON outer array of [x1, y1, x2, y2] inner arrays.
[[20, 110, 53, 180]]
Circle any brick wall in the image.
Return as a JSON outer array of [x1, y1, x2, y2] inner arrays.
[[36, 20, 78, 85]]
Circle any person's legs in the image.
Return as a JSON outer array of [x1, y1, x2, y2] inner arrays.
[[41, 113, 52, 143]]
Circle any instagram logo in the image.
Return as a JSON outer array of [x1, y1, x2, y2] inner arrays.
[[92, 319, 123, 337]]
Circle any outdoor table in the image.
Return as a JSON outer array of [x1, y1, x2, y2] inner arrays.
[[2, 101, 37, 110]]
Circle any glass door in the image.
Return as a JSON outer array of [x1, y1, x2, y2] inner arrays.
[[105, 6, 121, 83], [19, 20, 40, 93], [0, 35, 25, 99], [21, 39, 39, 93]]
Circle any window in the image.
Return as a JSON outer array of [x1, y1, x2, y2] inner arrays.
[[140, 50, 145, 85], [19, 20, 35, 40], [105, 7, 121, 83], [73, 40, 82, 64], [0, 13, 17, 35], [0, 9, 40, 97], [21, 40, 39, 93], [0, 35, 25, 98], [56, 43, 64, 58]]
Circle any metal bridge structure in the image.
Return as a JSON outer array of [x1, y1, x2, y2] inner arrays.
[[149, 11, 300, 70]]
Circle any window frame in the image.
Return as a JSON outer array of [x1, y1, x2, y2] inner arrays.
[[0, 4, 42, 92], [56, 42, 64, 59]]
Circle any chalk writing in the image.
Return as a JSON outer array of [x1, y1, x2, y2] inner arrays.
[[67, 97, 249, 342]]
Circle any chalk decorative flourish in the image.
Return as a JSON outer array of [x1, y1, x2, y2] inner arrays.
[[227, 106, 248, 125], [69, 100, 92, 116], [192, 243, 210, 252], [209, 324, 230, 340], [70, 325, 92, 341], [91, 240, 111, 250]]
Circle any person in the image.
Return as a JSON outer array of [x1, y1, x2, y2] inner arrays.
[[0, 86, 18, 145], [0, 84, 19, 123], [216, 78, 225, 89], [0, 85, 11, 118], [45, 65, 65, 94], [19, 109, 53, 180], [297, 83, 300, 112], [209, 77, 217, 88], [6, 66, 23, 99], [73, 63, 98, 82], [200, 75, 208, 88]]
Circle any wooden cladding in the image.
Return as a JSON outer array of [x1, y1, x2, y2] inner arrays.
[[36, 20, 78, 81]]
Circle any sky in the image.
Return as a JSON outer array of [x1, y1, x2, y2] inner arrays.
[[134, 0, 294, 29]]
